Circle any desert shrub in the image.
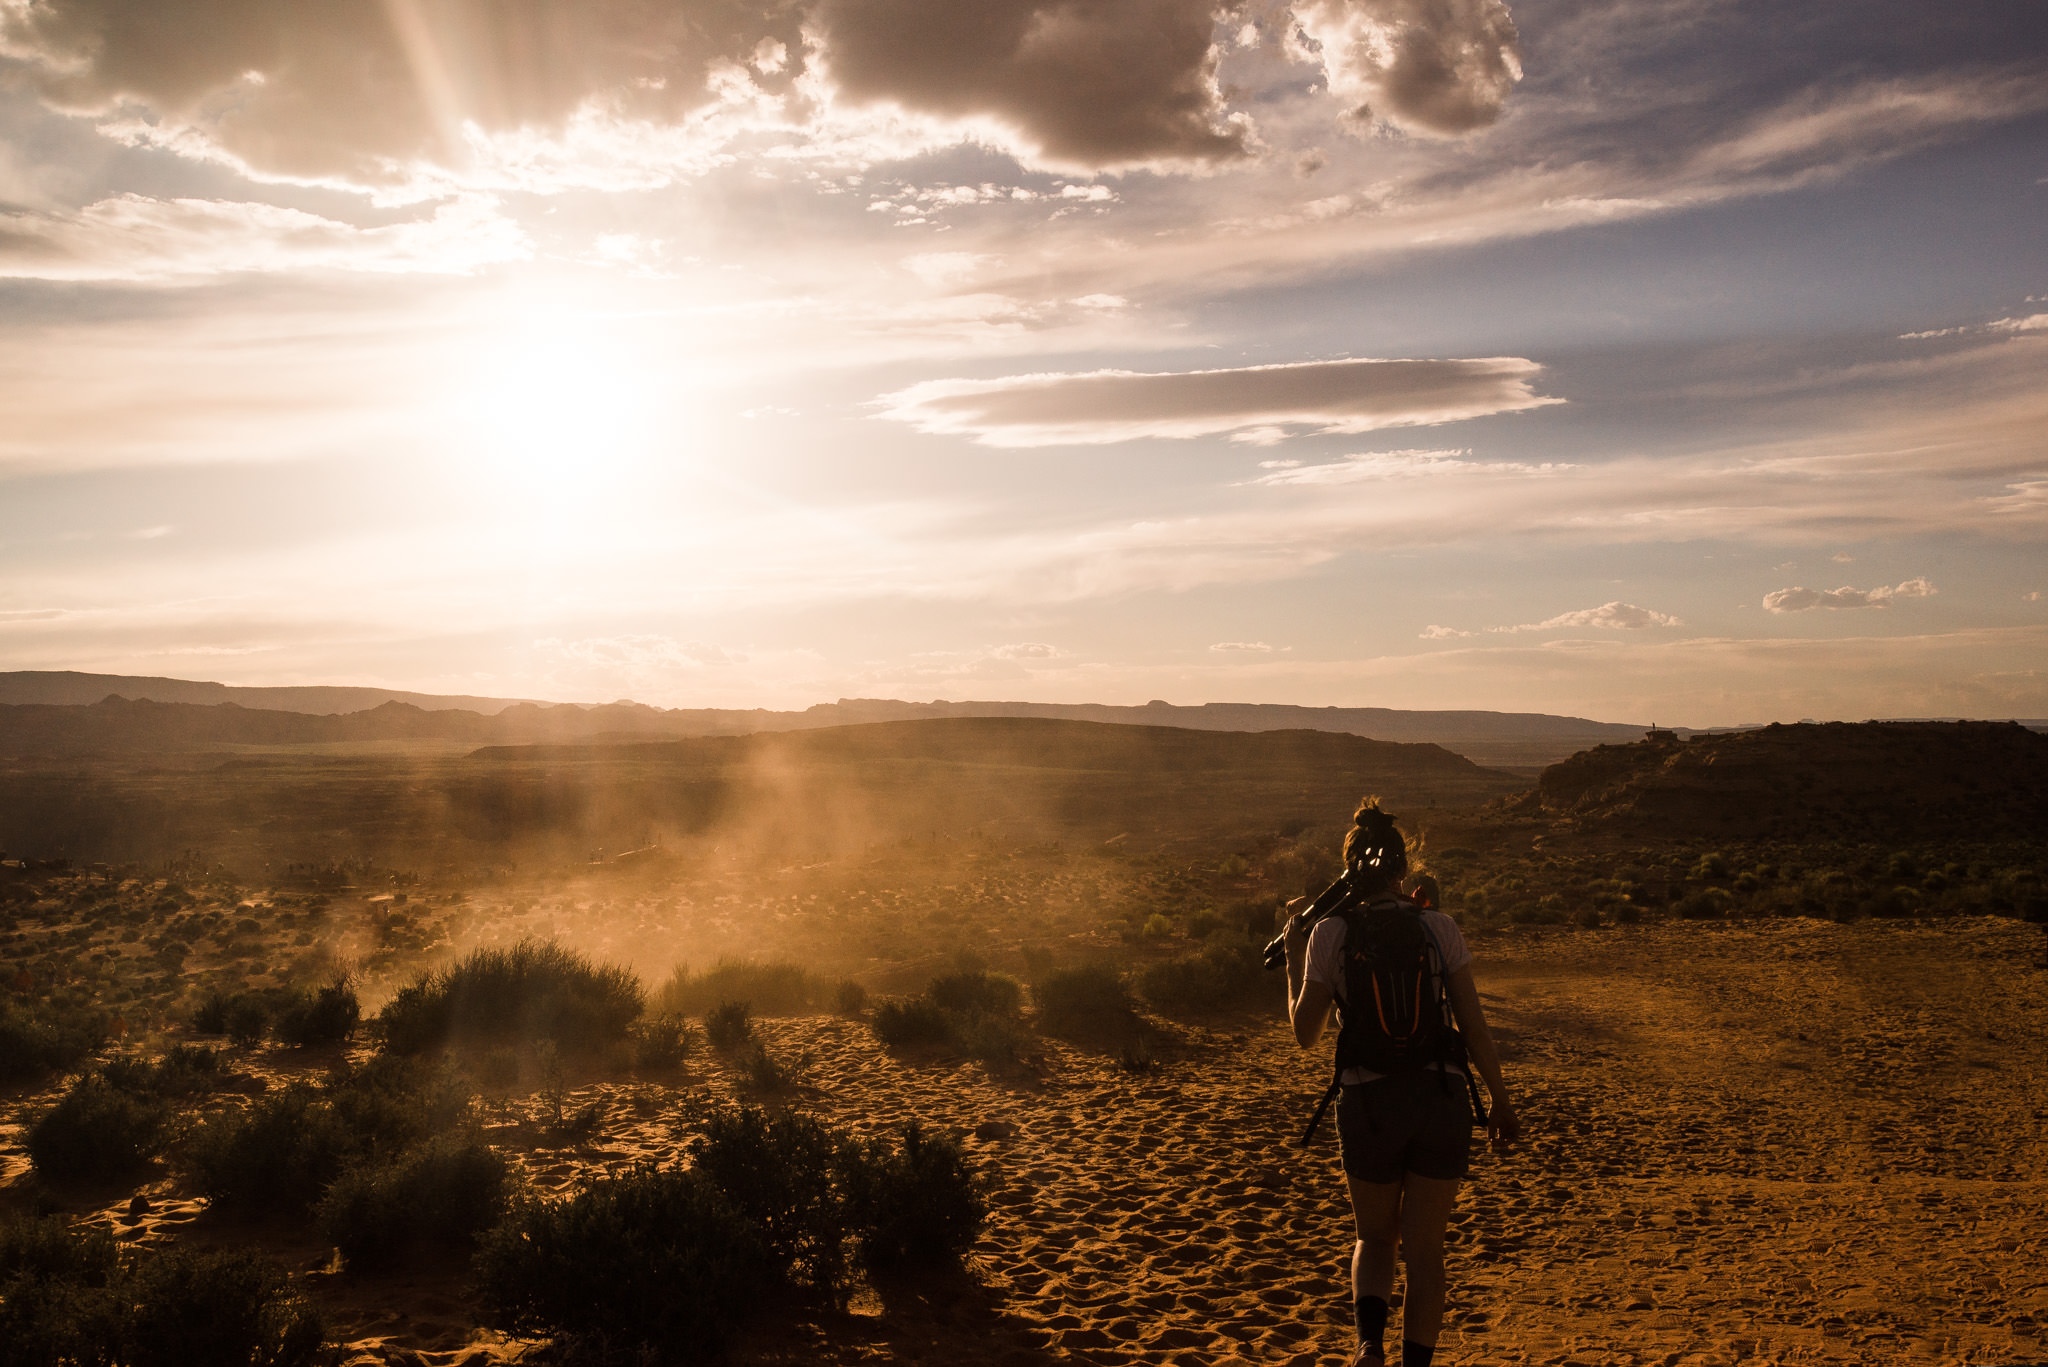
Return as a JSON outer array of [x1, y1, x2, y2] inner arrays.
[[1676, 889, 1733, 920], [375, 940, 643, 1056], [191, 988, 233, 1035], [476, 1165, 768, 1363], [925, 971, 1022, 1019], [186, 1085, 354, 1214], [225, 996, 271, 1047], [274, 978, 360, 1048], [1693, 852, 1731, 881], [1138, 913, 1176, 940], [657, 959, 822, 1017], [1118, 1037, 1159, 1072], [0, 1213, 122, 1367], [737, 1042, 802, 1092], [687, 1104, 853, 1296], [704, 1001, 754, 1049], [1034, 964, 1137, 1035], [317, 1132, 513, 1271], [0, 995, 107, 1084], [1573, 906, 1603, 929], [0, 1218, 324, 1367], [98, 1045, 228, 1100], [841, 1123, 986, 1269], [187, 1059, 471, 1214], [832, 980, 869, 1015], [629, 1014, 695, 1070], [1614, 902, 1643, 925], [27, 1074, 172, 1183], [953, 1011, 1030, 1064], [1186, 907, 1224, 939], [870, 997, 955, 1048], [123, 1248, 326, 1367], [1138, 939, 1266, 1015]]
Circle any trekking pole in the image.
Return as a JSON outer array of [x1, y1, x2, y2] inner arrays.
[[1260, 869, 1360, 970]]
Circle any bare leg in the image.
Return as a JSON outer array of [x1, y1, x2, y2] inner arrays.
[[1347, 1176, 1401, 1300], [1395, 1174, 1461, 1348]]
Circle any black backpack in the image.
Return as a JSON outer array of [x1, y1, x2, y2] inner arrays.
[[1297, 897, 1482, 1147]]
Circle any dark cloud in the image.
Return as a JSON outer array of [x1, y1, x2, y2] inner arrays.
[[816, 0, 1249, 165], [876, 356, 1560, 445], [1, 0, 805, 183], [1294, 0, 1523, 135]]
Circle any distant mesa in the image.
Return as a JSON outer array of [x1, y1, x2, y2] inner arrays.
[[1511, 720, 2048, 841], [0, 671, 1664, 767]]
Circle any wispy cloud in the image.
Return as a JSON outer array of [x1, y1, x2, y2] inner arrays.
[[0, 195, 528, 282], [875, 357, 1562, 447], [1209, 640, 1275, 652], [1251, 448, 1573, 485], [1492, 602, 1682, 632], [1763, 578, 1936, 612]]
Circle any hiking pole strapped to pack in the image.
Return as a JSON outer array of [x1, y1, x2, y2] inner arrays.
[[1260, 868, 1363, 971]]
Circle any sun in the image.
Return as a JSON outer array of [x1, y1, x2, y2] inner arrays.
[[446, 295, 664, 506]]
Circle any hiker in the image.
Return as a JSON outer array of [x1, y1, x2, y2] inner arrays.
[[1283, 799, 1520, 1367]]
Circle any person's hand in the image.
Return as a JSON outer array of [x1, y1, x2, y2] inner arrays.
[[1488, 1098, 1522, 1153], [1283, 904, 1313, 959]]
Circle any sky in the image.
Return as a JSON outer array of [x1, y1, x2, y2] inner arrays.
[[0, 0, 2044, 725]]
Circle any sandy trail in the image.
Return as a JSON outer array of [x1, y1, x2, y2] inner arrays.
[[11, 917, 2044, 1366]]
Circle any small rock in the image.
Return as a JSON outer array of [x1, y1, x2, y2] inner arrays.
[[974, 1120, 1017, 1141], [127, 1193, 151, 1218]]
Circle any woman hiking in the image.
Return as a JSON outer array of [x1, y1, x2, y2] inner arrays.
[[1283, 799, 1520, 1367]]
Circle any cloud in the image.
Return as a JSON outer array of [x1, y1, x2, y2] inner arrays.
[[1209, 640, 1274, 652], [1292, 0, 1523, 136], [0, 0, 808, 189], [1989, 314, 2048, 333], [1251, 447, 1572, 485], [875, 356, 1561, 446], [0, 194, 528, 281], [988, 641, 1061, 659], [1419, 624, 1472, 639], [1762, 578, 1937, 612], [1491, 602, 1682, 632], [814, 0, 1250, 168]]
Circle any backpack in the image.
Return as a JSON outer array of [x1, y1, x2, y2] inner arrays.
[[1296, 897, 1482, 1147]]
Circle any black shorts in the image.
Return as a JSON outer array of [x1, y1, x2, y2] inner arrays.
[[1335, 1071, 1473, 1183]]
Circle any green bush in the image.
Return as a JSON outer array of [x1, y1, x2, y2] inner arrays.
[[0, 1216, 325, 1367], [737, 1042, 801, 1092], [0, 1213, 122, 1367], [704, 1001, 754, 1049], [375, 940, 643, 1055], [832, 980, 869, 1015], [926, 971, 1022, 1019], [225, 996, 271, 1048], [841, 1123, 986, 1269], [187, 1058, 472, 1214], [1033, 964, 1137, 1035], [317, 1132, 513, 1271], [27, 1074, 172, 1183], [657, 958, 823, 1016], [98, 1044, 229, 1100], [0, 995, 107, 1084], [870, 997, 955, 1048], [274, 978, 360, 1048], [1138, 939, 1266, 1015], [687, 1104, 854, 1296], [122, 1248, 326, 1367], [476, 1165, 769, 1362], [629, 1013, 696, 1070]]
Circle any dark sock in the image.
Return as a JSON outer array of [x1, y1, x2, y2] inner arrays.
[[1353, 1296, 1389, 1355], [1401, 1341, 1435, 1367]]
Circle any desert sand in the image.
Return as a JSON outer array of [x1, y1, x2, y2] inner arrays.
[[14, 914, 2041, 1367]]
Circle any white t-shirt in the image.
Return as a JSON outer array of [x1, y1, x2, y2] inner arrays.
[[1305, 905, 1472, 1085]]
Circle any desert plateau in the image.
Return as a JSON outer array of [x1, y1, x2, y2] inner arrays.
[[3, 709, 2044, 1366]]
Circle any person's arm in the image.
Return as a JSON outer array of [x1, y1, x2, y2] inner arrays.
[[1444, 965, 1522, 1149], [1284, 903, 1335, 1048]]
